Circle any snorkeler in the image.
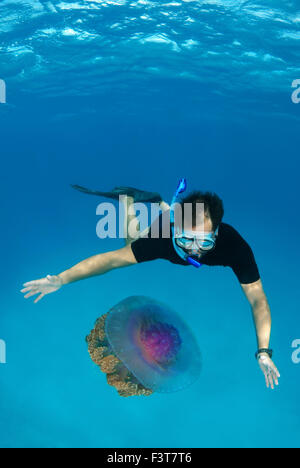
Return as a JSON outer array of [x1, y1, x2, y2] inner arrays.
[[21, 180, 280, 390]]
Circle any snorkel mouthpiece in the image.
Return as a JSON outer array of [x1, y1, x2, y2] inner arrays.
[[187, 257, 202, 268]]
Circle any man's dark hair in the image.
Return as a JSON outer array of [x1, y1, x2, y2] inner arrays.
[[180, 191, 224, 231]]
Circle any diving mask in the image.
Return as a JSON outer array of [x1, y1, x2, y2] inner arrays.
[[175, 227, 219, 253]]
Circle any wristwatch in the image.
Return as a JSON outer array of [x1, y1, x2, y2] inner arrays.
[[255, 348, 273, 360]]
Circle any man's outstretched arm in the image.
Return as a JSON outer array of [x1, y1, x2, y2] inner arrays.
[[241, 279, 280, 389], [21, 245, 137, 303], [59, 245, 137, 285], [241, 279, 271, 349]]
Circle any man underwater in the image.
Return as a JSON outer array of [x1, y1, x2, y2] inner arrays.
[[21, 179, 280, 390]]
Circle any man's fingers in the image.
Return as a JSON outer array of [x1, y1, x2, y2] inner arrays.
[[268, 372, 274, 390], [269, 363, 280, 386], [271, 369, 279, 386], [263, 371, 269, 388], [24, 290, 39, 299], [23, 281, 37, 288], [21, 287, 32, 293], [34, 293, 45, 304]]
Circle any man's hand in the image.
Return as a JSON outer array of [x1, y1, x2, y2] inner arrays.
[[21, 275, 63, 304], [20, 246, 137, 305], [257, 354, 280, 389]]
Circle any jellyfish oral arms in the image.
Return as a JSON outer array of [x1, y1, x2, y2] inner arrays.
[[86, 296, 202, 397], [86, 313, 153, 397]]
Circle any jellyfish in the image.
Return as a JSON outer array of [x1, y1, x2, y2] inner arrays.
[[86, 296, 202, 397]]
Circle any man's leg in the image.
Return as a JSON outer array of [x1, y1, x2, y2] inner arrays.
[[71, 183, 170, 244], [121, 197, 170, 246], [122, 196, 141, 246]]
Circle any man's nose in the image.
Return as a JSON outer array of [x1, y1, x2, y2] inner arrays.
[[190, 241, 199, 252]]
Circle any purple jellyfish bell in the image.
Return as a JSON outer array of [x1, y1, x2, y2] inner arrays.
[[139, 320, 182, 366], [105, 296, 202, 393]]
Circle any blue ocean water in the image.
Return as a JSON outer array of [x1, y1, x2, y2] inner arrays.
[[0, 0, 300, 448]]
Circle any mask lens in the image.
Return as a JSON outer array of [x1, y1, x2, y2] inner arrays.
[[176, 237, 194, 249], [196, 239, 215, 251]]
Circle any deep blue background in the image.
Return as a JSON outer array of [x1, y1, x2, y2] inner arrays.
[[0, 0, 300, 448]]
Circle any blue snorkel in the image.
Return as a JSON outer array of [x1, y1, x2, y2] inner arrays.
[[170, 178, 203, 268]]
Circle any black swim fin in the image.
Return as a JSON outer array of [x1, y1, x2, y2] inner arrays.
[[71, 185, 121, 200], [71, 185, 162, 203], [113, 186, 162, 203]]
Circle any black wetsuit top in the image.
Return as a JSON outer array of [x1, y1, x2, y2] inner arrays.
[[131, 212, 260, 285]]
